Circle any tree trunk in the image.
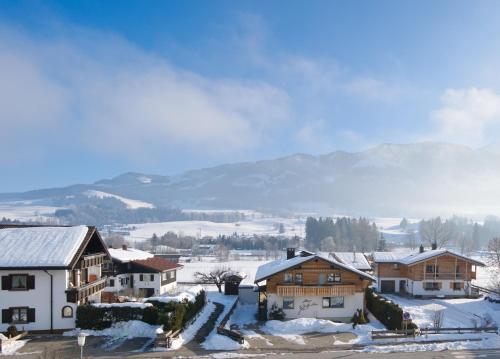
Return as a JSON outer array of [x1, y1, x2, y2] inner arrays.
[[217, 283, 222, 293]]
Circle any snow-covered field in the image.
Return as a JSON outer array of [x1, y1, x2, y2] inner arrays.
[[123, 216, 305, 241], [83, 190, 154, 209], [0, 201, 59, 221], [178, 258, 269, 285]]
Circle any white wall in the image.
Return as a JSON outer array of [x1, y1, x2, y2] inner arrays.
[[160, 281, 176, 295], [0, 269, 77, 332], [104, 274, 131, 293], [408, 280, 470, 296], [267, 292, 364, 321]]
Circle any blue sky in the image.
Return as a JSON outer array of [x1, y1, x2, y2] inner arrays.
[[2, 1, 500, 191]]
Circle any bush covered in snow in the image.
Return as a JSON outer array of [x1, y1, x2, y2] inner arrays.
[[76, 287, 205, 332]]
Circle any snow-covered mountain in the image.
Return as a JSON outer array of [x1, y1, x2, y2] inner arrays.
[[2, 142, 500, 218]]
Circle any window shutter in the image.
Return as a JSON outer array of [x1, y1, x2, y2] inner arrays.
[[2, 309, 11, 323], [27, 276, 35, 290], [140, 274, 143, 281], [27, 308, 36, 323], [1, 276, 11, 290]]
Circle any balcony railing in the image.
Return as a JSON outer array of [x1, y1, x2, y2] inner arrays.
[[416, 272, 474, 280], [66, 277, 107, 303], [79, 253, 107, 270], [277, 284, 355, 297]]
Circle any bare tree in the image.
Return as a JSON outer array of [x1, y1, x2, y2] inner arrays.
[[419, 217, 454, 248], [194, 267, 231, 293], [432, 309, 444, 331], [406, 229, 417, 250], [488, 238, 500, 267]]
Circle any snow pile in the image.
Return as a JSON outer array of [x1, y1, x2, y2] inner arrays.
[[63, 320, 161, 339], [0, 226, 88, 267], [0, 333, 7, 340], [145, 285, 204, 304], [0, 339, 29, 355], [92, 302, 153, 309], [361, 335, 500, 353], [262, 316, 384, 345]]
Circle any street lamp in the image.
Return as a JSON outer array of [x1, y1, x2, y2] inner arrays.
[[77, 333, 86, 359]]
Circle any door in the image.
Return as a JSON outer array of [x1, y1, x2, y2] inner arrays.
[[318, 274, 326, 285], [399, 280, 406, 293], [380, 280, 396, 293]]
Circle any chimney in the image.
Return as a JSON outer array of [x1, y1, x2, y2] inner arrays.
[[122, 244, 128, 251], [431, 242, 437, 250], [419, 244, 424, 253], [287, 248, 296, 260]]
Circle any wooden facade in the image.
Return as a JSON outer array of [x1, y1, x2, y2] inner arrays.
[[376, 253, 477, 281], [266, 257, 371, 296]]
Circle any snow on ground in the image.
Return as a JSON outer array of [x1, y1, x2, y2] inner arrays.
[[178, 258, 269, 285], [166, 302, 217, 350], [123, 216, 304, 241], [0, 201, 59, 221], [360, 334, 500, 353], [145, 285, 204, 304], [63, 320, 162, 339], [201, 292, 245, 351], [84, 190, 155, 209], [0, 338, 29, 355], [261, 316, 385, 345], [384, 294, 500, 328]]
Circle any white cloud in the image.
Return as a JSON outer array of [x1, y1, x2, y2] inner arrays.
[[0, 25, 290, 163], [431, 87, 500, 146], [343, 77, 403, 103]]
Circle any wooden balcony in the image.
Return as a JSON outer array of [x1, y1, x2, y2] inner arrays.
[[79, 253, 107, 269], [277, 284, 355, 297], [414, 272, 475, 281], [66, 277, 107, 303]]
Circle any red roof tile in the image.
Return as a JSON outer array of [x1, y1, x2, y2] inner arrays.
[[132, 257, 183, 272]]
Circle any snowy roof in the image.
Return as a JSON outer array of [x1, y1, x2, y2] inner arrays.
[[254, 253, 375, 283], [399, 249, 485, 266], [331, 252, 372, 270], [108, 247, 154, 263], [0, 226, 90, 267], [372, 251, 407, 263], [373, 249, 485, 266]]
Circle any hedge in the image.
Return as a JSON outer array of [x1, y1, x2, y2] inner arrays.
[[365, 288, 417, 330], [76, 289, 205, 331]]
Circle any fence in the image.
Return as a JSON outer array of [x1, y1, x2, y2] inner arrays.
[[372, 326, 498, 340]]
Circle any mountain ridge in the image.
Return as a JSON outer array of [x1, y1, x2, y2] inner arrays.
[[2, 142, 500, 218]]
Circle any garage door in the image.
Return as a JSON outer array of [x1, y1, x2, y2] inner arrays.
[[380, 280, 395, 293]]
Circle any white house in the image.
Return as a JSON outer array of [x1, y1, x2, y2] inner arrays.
[[372, 247, 485, 297], [254, 249, 375, 321], [0, 225, 110, 333], [102, 246, 182, 301]]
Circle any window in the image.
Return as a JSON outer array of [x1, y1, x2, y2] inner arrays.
[[424, 282, 440, 291], [327, 272, 341, 283], [284, 273, 293, 283], [62, 306, 73, 318], [11, 275, 28, 290], [139, 274, 144, 281], [283, 297, 294, 309], [425, 265, 434, 273], [322, 296, 344, 308], [11, 308, 28, 323], [393, 263, 400, 270], [109, 279, 115, 287], [150, 274, 154, 281], [294, 273, 303, 284], [452, 282, 462, 291]]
